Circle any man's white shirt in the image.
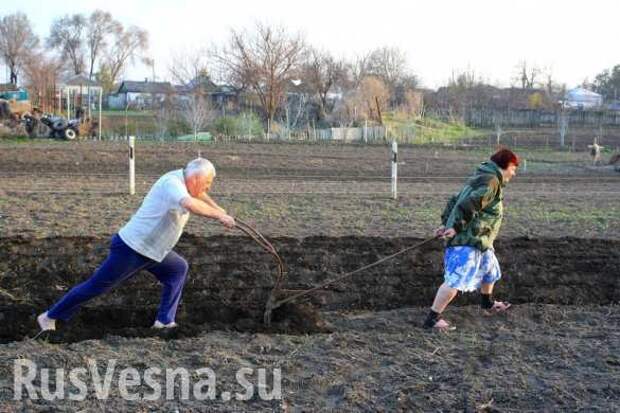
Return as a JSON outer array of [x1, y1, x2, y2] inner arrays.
[[119, 169, 190, 262]]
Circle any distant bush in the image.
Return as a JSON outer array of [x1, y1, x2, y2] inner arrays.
[[212, 113, 263, 137]]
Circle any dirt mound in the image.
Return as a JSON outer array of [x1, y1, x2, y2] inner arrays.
[[0, 235, 618, 343]]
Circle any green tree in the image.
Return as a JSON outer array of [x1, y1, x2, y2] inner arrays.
[[593, 65, 620, 100], [95, 64, 115, 93]]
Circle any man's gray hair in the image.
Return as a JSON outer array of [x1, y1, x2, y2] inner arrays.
[[184, 158, 216, 178]]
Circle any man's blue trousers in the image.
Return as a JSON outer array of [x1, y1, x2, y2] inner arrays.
[[48, 234, 189, 324]]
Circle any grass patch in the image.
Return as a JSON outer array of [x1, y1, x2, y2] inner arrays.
[[0, 136, 32, 144], [383, 112, 485, 144]]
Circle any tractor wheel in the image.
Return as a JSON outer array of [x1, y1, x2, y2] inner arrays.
[[64, 128, 77, 140], [53, 119, 67, 130]]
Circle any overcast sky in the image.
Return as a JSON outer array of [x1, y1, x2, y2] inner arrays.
[[2, 0, 618, 89]]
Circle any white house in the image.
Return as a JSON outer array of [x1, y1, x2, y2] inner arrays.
[[565, 87, 603, 109]]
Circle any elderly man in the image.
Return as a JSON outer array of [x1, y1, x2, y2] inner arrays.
[[423, 149, 519, 330], [37, 158, 235, 331]]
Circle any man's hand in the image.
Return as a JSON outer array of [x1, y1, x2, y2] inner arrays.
[[181, 197, 234, 229], [218, 214, 236, 229], [435, 226, 456, 239]]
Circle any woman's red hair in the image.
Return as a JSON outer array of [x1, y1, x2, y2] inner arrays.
[[491, 149, 519, 169]]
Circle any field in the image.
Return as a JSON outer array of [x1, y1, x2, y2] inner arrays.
[[0, 130, 619, 411]]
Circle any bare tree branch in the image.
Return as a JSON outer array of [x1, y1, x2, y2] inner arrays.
[[22, 51, 63, 110], [367, 46, 409, 90], [514, 60, 542, 89], [180, 93, 213, 140], [169, 50, 212, 88], [86, 10, 119, 81], [347, 53, 371, 89], [211, 22, 306, 122], [102, 25, 149, 86], [0, 12, 39, 84], [48, 14, 86, 75], [170, 51, 215, 140], [302, 47, 345, 121]]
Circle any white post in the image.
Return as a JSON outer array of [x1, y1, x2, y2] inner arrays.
[[129, 136, 135, 195], [523, 159, 527, 173], [391, 141, 398, 200], [98, 91, 102, 140]]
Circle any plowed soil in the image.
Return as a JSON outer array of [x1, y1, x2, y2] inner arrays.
[[0, 139, 619, 411], [1, 235, 618, 345]]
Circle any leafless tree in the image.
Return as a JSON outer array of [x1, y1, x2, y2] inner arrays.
[[101, 25, 149, 86], [169, 50, 212, 89], [22, 52, 63, 111], [449, 68, 480, 89], [514, 60, 542, 89], [367, 46, 409, 90], [48, 14, 87, 75], [284, 92, 307, 135], [540, 66, 567, 101], [170, 51, 215, 140], [86, 10, 119, 81], [430, 68, 496, 118], [0, 13, 39, 85], [211, 22, 306, 122], [365, 46, 417, 108], [302, 48, 345, 121], [154, 98, 174, 140], [180, 92, 212, 141], [345, 52, 371, 89]]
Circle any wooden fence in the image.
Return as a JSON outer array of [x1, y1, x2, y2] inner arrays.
[[456, 108, 620, 128]]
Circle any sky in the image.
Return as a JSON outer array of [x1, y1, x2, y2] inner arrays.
[[1, 0, 619, 89]]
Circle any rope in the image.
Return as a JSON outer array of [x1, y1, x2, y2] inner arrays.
[[234, 220, 438, 325], [270, 235, 439, 310]]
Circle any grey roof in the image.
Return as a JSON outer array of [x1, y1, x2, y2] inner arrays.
[[118, 80, 173, 94], [63, 75, 100, 87], [173, 83, 238, 96]]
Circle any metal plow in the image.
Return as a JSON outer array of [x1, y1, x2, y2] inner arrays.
[[234, 219, 286, 326], [235, 218, 439, 327]]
